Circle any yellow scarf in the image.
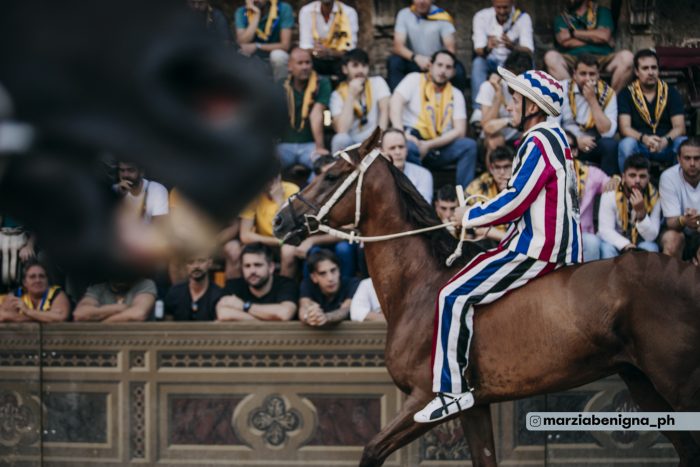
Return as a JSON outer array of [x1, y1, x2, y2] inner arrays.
[[248, 0, 279, 43], [335, 79, 373, 123], [285, 72, 318, 132], [466, 172, 506, 232], [415, 73, 454, 140], [574, 159, 589, 199], [614, 182, 658, 245], [629, 79, 669, 135], [503, 8, 523, 33], [312, 2, 352, 51], [410, 4, 454, 24], [568, 79, 613, 131], [19, 285, 61, 311]]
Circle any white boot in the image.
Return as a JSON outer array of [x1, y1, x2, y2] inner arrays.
[[413, 391, 475, 423]]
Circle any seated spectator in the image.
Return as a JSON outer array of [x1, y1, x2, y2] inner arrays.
[[299, 0, 358, 77], [279, 48, 332, 171], [477, 50, 531, 155], [0, 260, 70, 323], [239, 174, 299, 278], [471, 0, 534, 112], [598, 154, 661, 258], [235, 0, 294, 82], [114, 161, 169, 223], [381, 129, 434, 204], [299, 250, 359, 328], [73, 276, 157, 322], [164, 254, 223, 321], [465, 146, 514, 244], [387, 0, 466, 91], [544, 0, 633, 92], [565, 130, 610, 261], [617, 49, 687, 173], [330, 49, 390, 153], [390, 50, 477, 187], [659, 137, 700, 261], [350, 277, 384, 322], [560, 54, 619, 175], [216, 243, 297, 321], [434, 184, 459, 237], [187, 0, 234, 46]]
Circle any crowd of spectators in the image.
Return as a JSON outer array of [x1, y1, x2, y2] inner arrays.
[[0, 0, 697, 325]]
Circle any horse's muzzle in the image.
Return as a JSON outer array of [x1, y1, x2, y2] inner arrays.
[[273, 211, 306, 246]]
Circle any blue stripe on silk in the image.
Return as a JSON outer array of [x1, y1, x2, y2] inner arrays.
[[522, 75, 564, 106], [571, 218, 579, 262], [515, 209, 533, 252], [439, 250, 518, 389]]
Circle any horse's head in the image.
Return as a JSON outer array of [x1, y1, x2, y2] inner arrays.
[[273, 128, 383, 246]]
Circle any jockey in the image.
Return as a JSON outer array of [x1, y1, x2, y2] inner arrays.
[[414, 68, 583, 423]]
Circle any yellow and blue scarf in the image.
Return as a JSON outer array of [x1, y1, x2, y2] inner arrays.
[[411, 4, 453, 24], [415, 74, 454, 140], [629, 79, 669, 135], [17, 285, 61, 311], [285, 72, 319, 132], [248, 0, 280, 43], [568, 79, 613, 131], [312, 2, 352, 51], [335, 79, 373, 124], [615, 182, 658, 245]]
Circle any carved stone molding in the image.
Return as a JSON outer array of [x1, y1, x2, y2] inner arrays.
[[130, 383, 146, 459], [0, 390, 41, 447], [249, 395, 301, 447], [158, 351, 385, 369]]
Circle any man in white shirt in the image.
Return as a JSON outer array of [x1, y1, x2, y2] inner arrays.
[[390, 50, 477, 187], [387, 1, 466, 91], [659, 138, 700, 261], [298, 0, 358, 76], [114, 161, 169, 223], [330, 49, 390, 153], [471, 0, 534, 110], [350, 277, 384, 322], [381, 129, 434, 204], [560, 54, 619, 175], [598, 154, 660, 258]]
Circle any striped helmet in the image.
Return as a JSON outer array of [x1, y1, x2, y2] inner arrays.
[[497, 67, 564, 117]]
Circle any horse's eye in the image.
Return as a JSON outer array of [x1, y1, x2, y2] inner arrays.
[[324, 173, 340, 183]]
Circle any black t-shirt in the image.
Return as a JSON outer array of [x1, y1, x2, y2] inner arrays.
[[224, 276, 298, 305], [617, 84, 684, 136], [164, 282, 224, 321], [300, 276, 360, 313]]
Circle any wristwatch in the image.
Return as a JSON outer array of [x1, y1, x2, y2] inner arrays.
[[243, 301, 252, 312], [665, 136, 673, 147]]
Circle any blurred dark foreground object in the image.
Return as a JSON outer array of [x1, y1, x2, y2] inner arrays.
[[0, 0, 284, 276]]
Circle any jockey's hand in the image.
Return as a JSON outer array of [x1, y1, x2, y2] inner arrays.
[[451, 205, 470, 227]]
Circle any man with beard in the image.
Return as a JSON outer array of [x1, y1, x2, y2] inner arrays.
[[216, 243, 297, 321], [164, 254, 223, 321], [73, 276, 157, 322], [235, 0, 294, 81], [390, 50, 477, 187], [597, 154, 661, 258], [278, 48, 332, 171], [330, 49, 391, 153], [298, 250, 359, 328], [544, 0, 633, 92], [659, 138, 700, 261], [617, 49, 686, 172], [381, 129, 433, 204], [114, 161, 169, 224], [186, 0, 233, 46]]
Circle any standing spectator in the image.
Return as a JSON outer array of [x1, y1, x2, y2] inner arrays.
[[114, 161, 169, 223], [471, 0, 534, 112], [330, 49, 391, 153], [565, 130, 610, 261], [617, 49, 687, 172], [387, 0, 466, 91], [544, 0, 633, 92], [279, 48, 332, 171], [598, 154, 660, 258], [350, 277, 384, 322], [164, 255, 223, 321], [239, 175, 299, 278], [659, 137, 700, 261], [390, 50, 477, 187], [216, 243, 297, 321], [381, 129, 434, 204], [73, 276, 157, 322], [299, 0, 359, 76], [187, 0, 234, 46], [235, 0, 294, 82], [0, 260, 70, 323], [298, 250, 359, 328], [560, 54, 618, 175]]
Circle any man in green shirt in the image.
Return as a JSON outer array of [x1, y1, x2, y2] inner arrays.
[[278, 48, 332, 171], [544, 0, 633, 92]]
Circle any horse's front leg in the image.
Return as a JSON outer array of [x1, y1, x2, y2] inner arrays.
[[459, 404, 498, 467]]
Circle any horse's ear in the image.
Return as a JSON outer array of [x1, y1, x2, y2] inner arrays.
[[359, 126, 383, 156]]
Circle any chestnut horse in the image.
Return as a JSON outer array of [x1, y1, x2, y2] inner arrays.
[[273, 129, 700, 467]]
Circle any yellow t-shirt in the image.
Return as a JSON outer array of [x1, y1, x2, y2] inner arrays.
[[240, 182, 300, 237]]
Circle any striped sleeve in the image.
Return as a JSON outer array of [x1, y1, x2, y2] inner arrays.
[[462, 138, 554, 229]]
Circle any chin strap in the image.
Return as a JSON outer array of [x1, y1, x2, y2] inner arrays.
[[517, 96, 543, 133]]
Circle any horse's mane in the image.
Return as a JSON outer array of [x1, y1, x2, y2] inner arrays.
[[385, 161, 483, 268]]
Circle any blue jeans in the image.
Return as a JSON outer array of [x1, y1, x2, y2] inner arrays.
[[277, 142, 316, 170], [578, 137, 619, 176], [407, 137, 477, 187], [599, 239, 659, 259], [582, 232, 601, 262], [618, 136, 687, 173], [387, 54, 468, 91], [303, 242, 358, 279], [470, 56, 500, 108]]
